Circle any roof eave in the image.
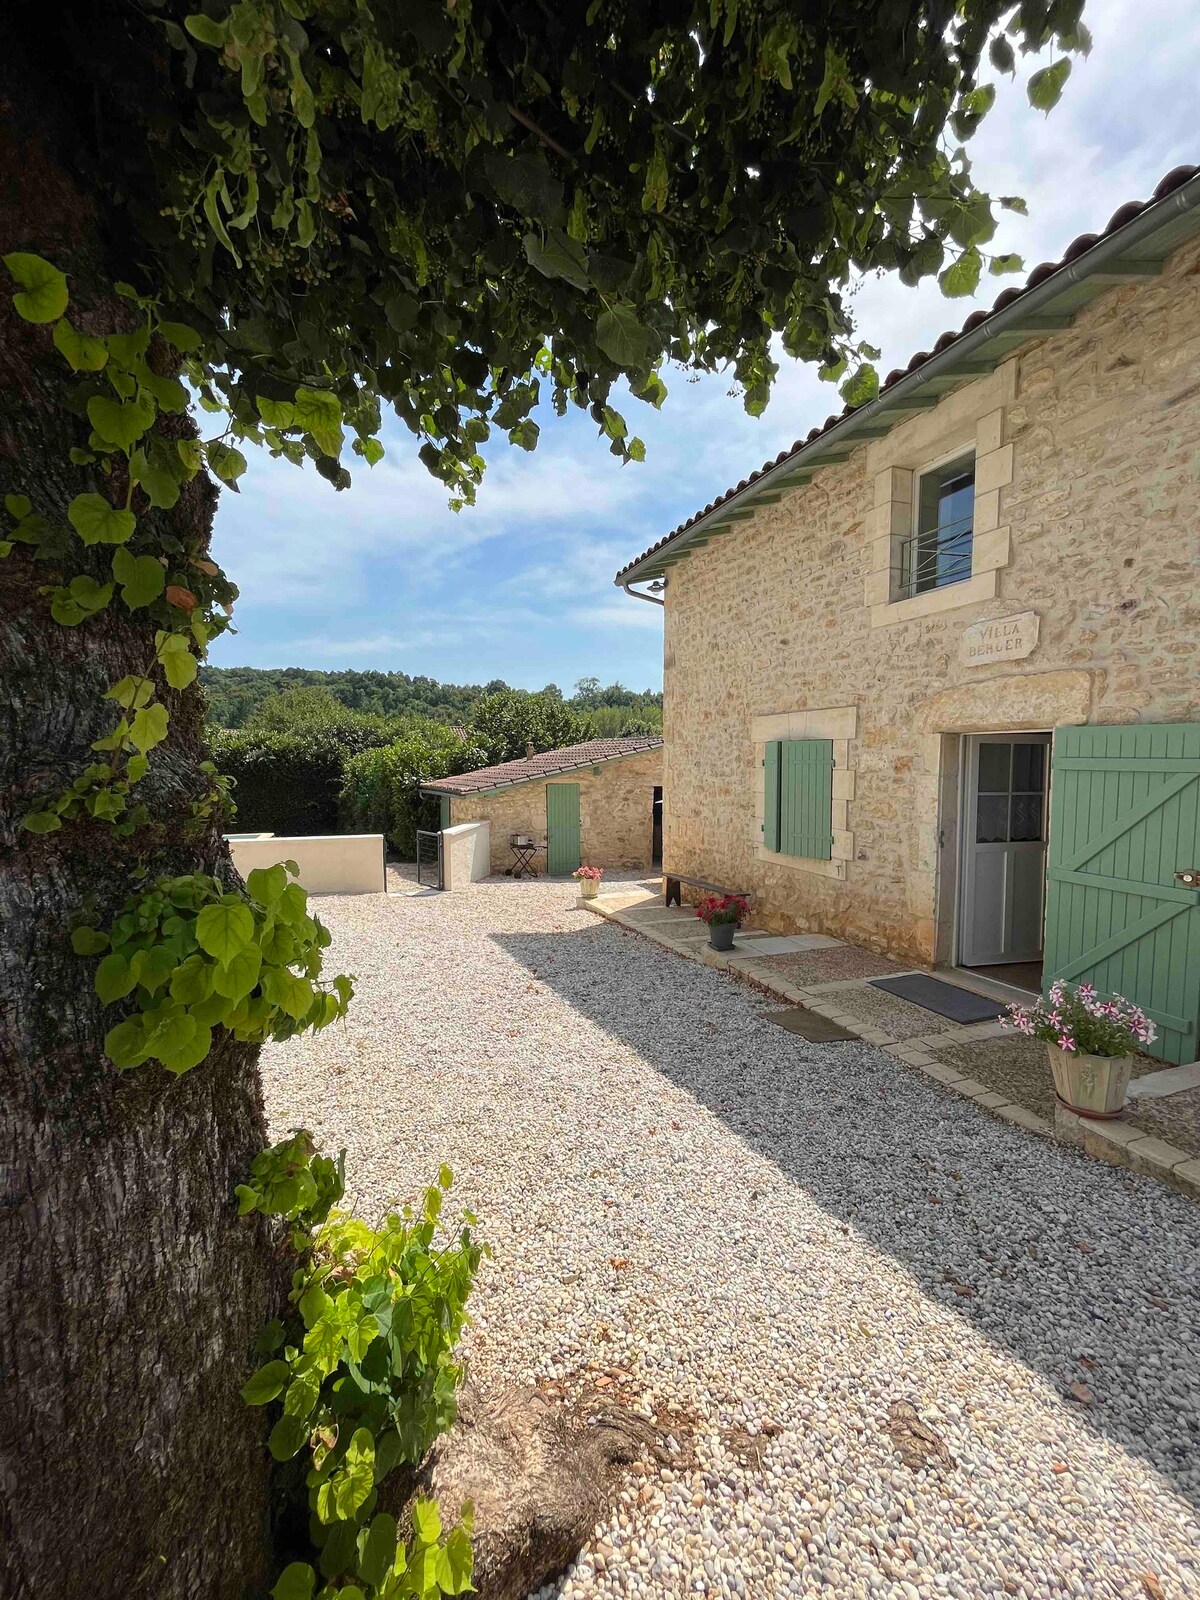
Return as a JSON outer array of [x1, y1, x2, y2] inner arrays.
[[420, 738, 663, 798], [615, 170, 1200, 588]]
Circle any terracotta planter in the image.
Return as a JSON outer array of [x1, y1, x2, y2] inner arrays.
[[1047, 1043, 1133, 1119], [578, 877, 599, 899], [708, 920, 736, 951]]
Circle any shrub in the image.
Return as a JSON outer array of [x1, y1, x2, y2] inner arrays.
[[211, 724, 393, 836], [466, 688, 586, 764], [341, 725, 481, 858]]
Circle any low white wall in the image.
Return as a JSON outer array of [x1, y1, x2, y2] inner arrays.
[[441, 821, 490, 891], [227, 834, 386, 896]]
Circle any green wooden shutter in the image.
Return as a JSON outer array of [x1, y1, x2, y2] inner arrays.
[[439, 795, 452, 830], [1043, 722, 1200, 1064], [546, 782, 582, 874], [763, 741, 782, 852], [779, 738, 834, 861]]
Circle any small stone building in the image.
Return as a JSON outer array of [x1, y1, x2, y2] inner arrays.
[[614, 166, 1200, 1062], [423, 738, 663, 876]]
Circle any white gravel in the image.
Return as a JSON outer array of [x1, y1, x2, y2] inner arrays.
[[262, 869, 1200, 1600]]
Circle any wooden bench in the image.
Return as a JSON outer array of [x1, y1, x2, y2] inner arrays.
[[663, 872, 751, 908]]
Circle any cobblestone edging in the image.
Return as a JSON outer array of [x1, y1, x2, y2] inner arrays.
[[582, 896, 1200, 1203]]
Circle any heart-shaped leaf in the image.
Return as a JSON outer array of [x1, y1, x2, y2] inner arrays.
[[4, 252, 68, 322]]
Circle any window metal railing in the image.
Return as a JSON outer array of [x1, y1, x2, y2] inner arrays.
[[896, 512, 974, 599]]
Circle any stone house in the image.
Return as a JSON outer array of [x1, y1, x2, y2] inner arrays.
[[422, 737, 663, 875], [615, 166, 1200, 1063]]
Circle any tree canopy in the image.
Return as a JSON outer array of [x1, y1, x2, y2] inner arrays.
[[44, 0, 1087, 508]]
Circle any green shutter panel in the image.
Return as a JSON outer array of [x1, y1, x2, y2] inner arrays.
[[439, 795, 452, 830], [779, 738, 834, 860], [546, 782, 582, 874], [763, 740, 782, 852]]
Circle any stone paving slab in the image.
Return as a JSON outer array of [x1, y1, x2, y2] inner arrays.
[[582, 894, 1199, 1203]]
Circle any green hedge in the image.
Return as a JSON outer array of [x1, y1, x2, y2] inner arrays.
[[210, 725, 393, 837], [341, 726, 480, 857]]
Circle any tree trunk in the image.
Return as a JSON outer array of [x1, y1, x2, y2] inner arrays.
[[0, 53, 279, 1600]]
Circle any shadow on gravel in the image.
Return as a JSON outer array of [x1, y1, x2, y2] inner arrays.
[[494, 921, 1200, 1511]]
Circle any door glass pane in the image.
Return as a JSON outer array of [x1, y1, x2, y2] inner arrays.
[[1012, 742, 1046, 793], [977, 743, 1011, 794], [976, 793, 1009, 843], [1009, 793, 1045, 842]]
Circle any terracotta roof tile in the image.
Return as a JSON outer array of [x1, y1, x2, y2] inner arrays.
[[616, 165, 1199, 581], [423, 736, 663, 796]]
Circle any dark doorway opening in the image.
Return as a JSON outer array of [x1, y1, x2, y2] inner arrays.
[[651, 785, 663, 867]]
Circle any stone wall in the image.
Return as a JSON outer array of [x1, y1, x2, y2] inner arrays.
[[448, 747, 663, 874], [663, 239, 1200, 963]]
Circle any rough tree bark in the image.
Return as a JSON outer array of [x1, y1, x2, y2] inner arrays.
[[0, 50, 280, 1600]]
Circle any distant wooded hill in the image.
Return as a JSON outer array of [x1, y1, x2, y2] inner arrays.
[[199, 666, 663, 730]]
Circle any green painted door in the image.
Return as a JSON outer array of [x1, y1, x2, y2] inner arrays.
[[439, 795, 452, 830], [546, 783, 581, 875], [1043, 724, 1200, 1063]]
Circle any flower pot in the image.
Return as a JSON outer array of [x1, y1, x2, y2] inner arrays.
[[708, 921, 736, 951], [579, 878, 598, 899], [1047, 1043, 1133, 1119]]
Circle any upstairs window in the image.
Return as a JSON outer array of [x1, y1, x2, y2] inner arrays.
[[899, 451, 975, 598]]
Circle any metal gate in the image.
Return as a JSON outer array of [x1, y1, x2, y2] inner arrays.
[[1043, 723, 1200, 1063], [415, 828, 443, 890]]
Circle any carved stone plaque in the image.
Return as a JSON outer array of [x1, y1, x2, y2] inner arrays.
[[960, 611, 1039, 667]]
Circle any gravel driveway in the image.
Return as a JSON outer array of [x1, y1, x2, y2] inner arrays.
[[262, 871, 1200, 1600]]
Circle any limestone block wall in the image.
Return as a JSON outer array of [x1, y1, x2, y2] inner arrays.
[[448, 746, 662, 873], [662, 238, 1200, 964]]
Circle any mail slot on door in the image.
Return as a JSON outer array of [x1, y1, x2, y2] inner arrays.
[[1176, 868, 1200, 887]]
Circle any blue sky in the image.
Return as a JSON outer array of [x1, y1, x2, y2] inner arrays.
[[209, 0, 1199, 694]]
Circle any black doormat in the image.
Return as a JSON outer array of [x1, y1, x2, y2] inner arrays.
[[869, 973, 1006, 1023], [763, 1007, 857, 1042]]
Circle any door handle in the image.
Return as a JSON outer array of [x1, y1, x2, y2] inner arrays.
[[1176, 869, 1200, 887]]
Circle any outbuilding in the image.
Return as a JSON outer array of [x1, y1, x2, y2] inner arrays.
[[422, 737, 664, 877]]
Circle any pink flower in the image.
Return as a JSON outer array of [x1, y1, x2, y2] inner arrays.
[[1057, 1033, 1077, 1053]]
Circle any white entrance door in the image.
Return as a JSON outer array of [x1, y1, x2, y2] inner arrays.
[[959, 734, 1051, 966]]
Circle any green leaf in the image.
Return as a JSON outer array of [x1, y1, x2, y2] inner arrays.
[[411, 1499, 441, 1547], [96, 952, 137, 1004], [195, 900, 255, 962], [523, 229, 590, 290], [989, 253, 1024, 276], [156, 631, 199, 690], [68, 493, 136, 547], [4, 252, 68, 323], [129, 702, 170, 754], [334, 1429, 375, 1522], [358, 1514, 398, 1587], [271, 1563, 316, 1600], [130, 945, 177, 994], [247, 864, 288, 904], [170, 953, 214, 1006], [213, 941, 262, 1001], [149, 1011, 213, 1074], [1028, 58, 1072, 113], [184, 12, 230, 46], [106, 674, 155, 711], [22, 810, 62, 834], [436, 1525, 475, 1595], [257, 397, 296, 428], [989, 35, 1016, 75], [938, 246, 982, 299], [205, 440, 248, 487], [158, 319, 203, 353], [87, 394, 156, 451], [71, 926, 110, 955], [112, 548, 166, 610], [53, 317, 108, 371], [104, 1017, 151, 1070], [142, 372, 189, 413], [352, 435, 385, 466], [5, 493, 31, 519], [51, 575, 114, 625], [262, 967, 315, 1022], [293, 387, 344, 458], [268, 1413, 310, 1461], [596, 305, 654, 369], [241, 1359, 290, 1405], [177, 438, 204, 476]]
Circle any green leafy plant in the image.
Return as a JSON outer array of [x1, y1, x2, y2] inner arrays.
[[75, 865, 353, 1074], [241, 1142, 483, 1599]]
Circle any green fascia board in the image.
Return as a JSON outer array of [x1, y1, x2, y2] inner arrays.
[[614, 169, 1200, 591]]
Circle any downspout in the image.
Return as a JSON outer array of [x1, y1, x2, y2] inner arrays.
[[622, 578, 665, 607]]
